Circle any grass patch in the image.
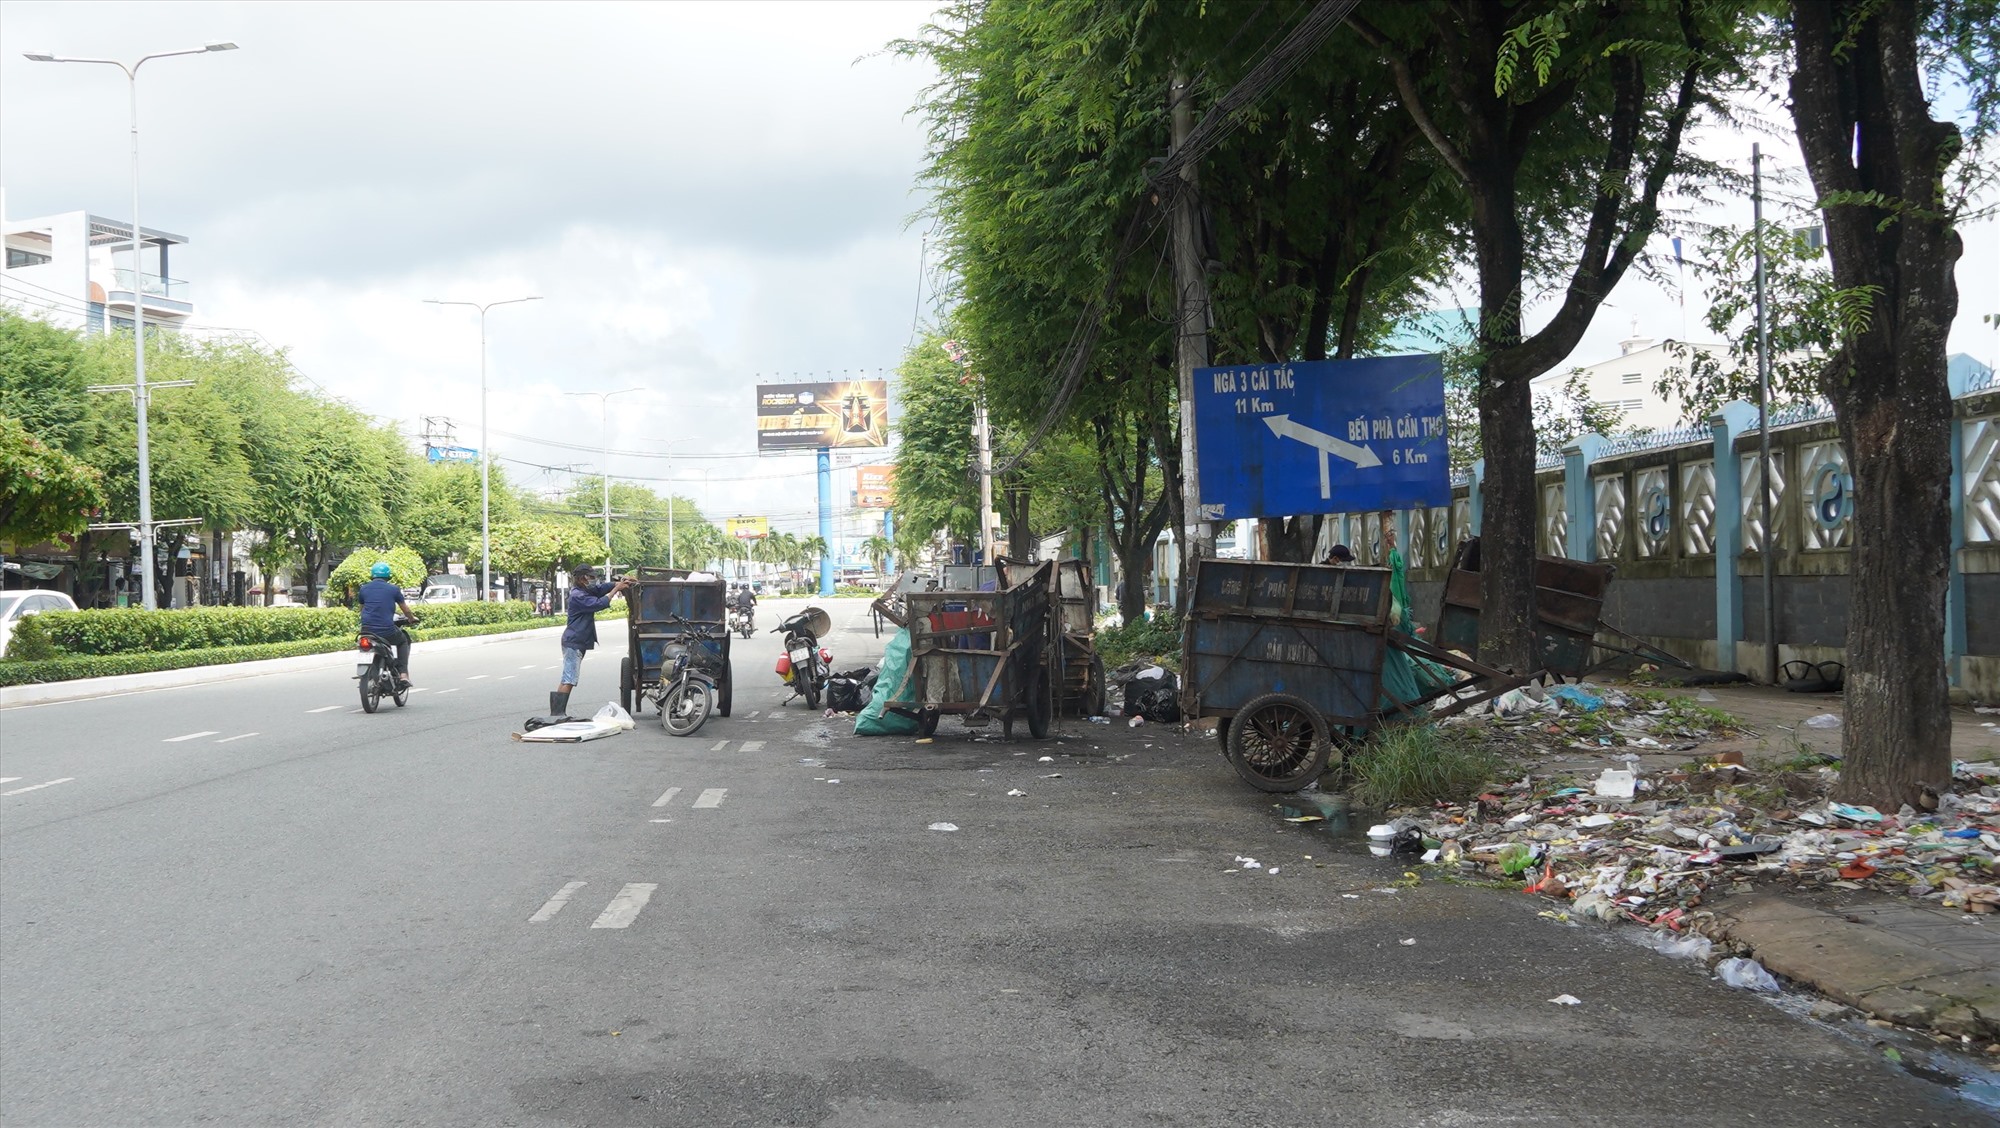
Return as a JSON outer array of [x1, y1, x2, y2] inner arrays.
[[1630, 688, 1741, 734], [1349, 723, 1504, 808]]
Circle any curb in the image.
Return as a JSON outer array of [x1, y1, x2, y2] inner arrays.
[[0, 623, 565, 709], [1712, 892, 2000, 1040]]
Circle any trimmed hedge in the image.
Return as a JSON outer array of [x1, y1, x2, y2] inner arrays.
[[0, 615, 559, 687], [4, 601, 537, 661]]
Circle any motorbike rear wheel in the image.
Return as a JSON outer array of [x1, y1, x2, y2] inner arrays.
[[661, 679, 712, 737], [359, 663, 382, 713], [802, 654, 824, 710]]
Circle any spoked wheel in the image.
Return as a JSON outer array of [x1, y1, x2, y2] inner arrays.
[[716, 668, 733, 718], [661, 679, 713, 737], [802, 659, 823, 710], [1026, 665, 1052, 739], [1083, 653, 1107, 717], [392, 677, 409, 708], [359, 665, 382, 713], [1224, 692, 1331, 793]]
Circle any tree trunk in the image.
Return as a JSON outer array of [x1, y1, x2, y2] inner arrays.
[[1790, 0, 1960, 808], [303, 541, 323, 607], [1258, 515, 1323, 562], [1476, 374, 1538, 672]]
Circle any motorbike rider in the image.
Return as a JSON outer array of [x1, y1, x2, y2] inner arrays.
[[731, 583, 757, 616], [357, 562, 418, 685]]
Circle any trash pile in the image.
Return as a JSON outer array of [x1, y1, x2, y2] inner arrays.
[[1369, 741, 2000, 926], [1437, 680, 1738, 755], [1105, 661, 1181, 724]]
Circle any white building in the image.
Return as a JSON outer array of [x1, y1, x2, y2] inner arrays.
[[1530, 329, 1725, 432], [1, 208, 195, 333]]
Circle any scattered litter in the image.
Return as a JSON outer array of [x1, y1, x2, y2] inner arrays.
[[1040, 773, 1063, 779], [798, 757, 827, 767], [1268, 867, 1279, 875], [593, 702, 636, 730], [1643, 932, 1714, 961], [1128, 716, 1145, 728], [1715, 957, 1780, 992], [1087, 716, 1110, 724], [1696, 690, 1719, 703], [513, 720, 623, 743], [915, 738, 934, 745], [928, 822, 959, 832], [1399, 938, 1417, 946], [1006, 789, 1026, 797], [1804, 713, 1843, 730], [1548, 994, 1582, 1006], [826, 779, 840, 784], [1829, 803, 1884, 823], [1548, 685, 1604, 712], [1594, 769, 1636, 799], [1038, 756, 1054, 763]]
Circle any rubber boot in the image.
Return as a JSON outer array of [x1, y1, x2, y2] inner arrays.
[[550, 690, 571, 719]]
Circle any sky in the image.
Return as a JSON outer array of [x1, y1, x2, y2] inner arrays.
[[2, 1, 1995, 552]]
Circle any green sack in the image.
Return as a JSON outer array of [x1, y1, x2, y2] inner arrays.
[[854, 627, 920, 736]]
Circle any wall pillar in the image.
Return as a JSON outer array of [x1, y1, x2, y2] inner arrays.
[[1946, 366, 1973, 686], [1562, 435, 1608, 562], [1710, 401, 1758, 670]]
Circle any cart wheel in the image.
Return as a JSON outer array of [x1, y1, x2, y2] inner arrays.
[[717, 667, 733, 717], [1083, 653, 1107, 717], [1215, 715, 1230, 752], [1026, 665, 1052, 739], [915, 708, 939, 739], [1225, 693, 1332, 793], [619, 656, 634, 715]]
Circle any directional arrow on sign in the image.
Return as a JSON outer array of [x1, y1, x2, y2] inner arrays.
[[1262, 413, 1381, 499]]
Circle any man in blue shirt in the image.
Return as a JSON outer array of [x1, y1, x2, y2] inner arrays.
[[552, 565, 630, 717], [357, 562, 418, 685]]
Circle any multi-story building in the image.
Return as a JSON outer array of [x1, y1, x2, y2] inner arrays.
[[0, 208, 195, 333], [1529, 329, 1726, 432]]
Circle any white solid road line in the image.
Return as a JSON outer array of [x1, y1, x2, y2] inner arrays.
[[306, 706, 342, 714], [215, 733, 259, 743], [590, 883, 659, 929], [693, 788, 727, 809], [2, 778, 75, 796], [651, 787, 682, 808], [529, 880, 589, 922], [163, 730, 220, 743], [741, 740, 766, 752]]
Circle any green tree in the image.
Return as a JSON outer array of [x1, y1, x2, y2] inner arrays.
[[0, 311, 93, 454], [327, 545, 427, 603], [1780, 0, 1996, 807], [0, 414, 104, 547], [1351, 0, 1752, 669], [861, 534, 893, 576]]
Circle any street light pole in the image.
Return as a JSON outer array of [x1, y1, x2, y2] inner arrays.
[[653, 438, 694, 569], [25, 41, 238, 611], [425, 296, 540, 601], [566, 389, 643, 572]]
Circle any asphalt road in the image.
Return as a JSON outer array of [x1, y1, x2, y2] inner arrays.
[[2, 597, 1990, 1127]]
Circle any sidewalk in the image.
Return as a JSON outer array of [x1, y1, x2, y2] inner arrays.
[[0, 622, 564, 709]]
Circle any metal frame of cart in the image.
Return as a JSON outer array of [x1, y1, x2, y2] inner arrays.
[[1181, 558, 1521, 792], [618, 566, 734, 719], [887, 559, 1056, 740], [1000, 557, 1105, 717]]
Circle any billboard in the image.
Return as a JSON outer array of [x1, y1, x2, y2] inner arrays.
[[854, 465, 895, 508], [756, 381, 890, 452], [1190, 355, 1449, 520], [726, 515, 769, 540]]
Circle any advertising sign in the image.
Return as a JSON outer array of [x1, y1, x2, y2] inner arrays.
[[755, 381, 890, 452], [854, 465, 896, 508], [1190, 355, 1449, 521], [726, 515, 769, 540]]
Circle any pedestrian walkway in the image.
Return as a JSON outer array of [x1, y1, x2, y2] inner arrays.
[[1716, 892, 2000, 1039]]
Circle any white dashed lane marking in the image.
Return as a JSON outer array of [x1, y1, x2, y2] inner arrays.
[[692, 788, 727, 809], [163, 731, 219, 743], [2, 778, 74, 796], [0, 777, 19, 784], [651, 787, 681, 808], [468, 675, 489, 681], [741, 741, 766, 752], [306, 706, 342, 714], [499, 675, 516, 681], [709, 739, 728, 752], [436, 688, 460, 695], [528, 880, 588, 923], [590, 883, 658, 929], [215, 733, 259, 743], [520, 664, 538, 670]]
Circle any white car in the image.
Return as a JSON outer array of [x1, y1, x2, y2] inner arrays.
[[0, 589, 80, 658]]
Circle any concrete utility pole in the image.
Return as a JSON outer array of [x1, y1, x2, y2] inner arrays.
[[1168, 70, 1214, 592], [974, 394, 996, 564]]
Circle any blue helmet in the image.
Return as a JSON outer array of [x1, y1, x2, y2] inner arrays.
[[370, 562, 393, 580]]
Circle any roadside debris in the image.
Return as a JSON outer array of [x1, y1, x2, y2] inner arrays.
[[928, 822, 960, 832], [1715, 956, 1781, 992], [1549, 994, 1583, 1006]]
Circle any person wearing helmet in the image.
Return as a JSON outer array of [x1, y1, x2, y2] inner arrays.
[[357, 561, 418, 686]]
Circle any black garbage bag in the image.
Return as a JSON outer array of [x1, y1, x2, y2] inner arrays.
[[826, 677, 867, 714], [1123, 671, 1181, 723]]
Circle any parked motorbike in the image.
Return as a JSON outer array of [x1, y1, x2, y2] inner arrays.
[[773, 606, 833, 709], [355, 614, 416, 713], [729, 606, 755, 639], [656, 615, 722, 736]]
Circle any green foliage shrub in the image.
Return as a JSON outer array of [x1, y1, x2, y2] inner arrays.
[[5, 601, 537, 660], [1096, 610, 1182, 670]]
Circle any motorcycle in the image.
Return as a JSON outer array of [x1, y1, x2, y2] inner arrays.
[[656, 615, 722, 737], [728, 605, 755, 639], [773, 606, 833, 709], [355, 614, 416, 713]]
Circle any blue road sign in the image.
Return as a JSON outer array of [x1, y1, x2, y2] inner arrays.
[[1191, 355, 1449, 521]]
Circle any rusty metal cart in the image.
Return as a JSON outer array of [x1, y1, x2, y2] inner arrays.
[[1182, 558, 1521, 792], [619, 566, 734, 719], [887, 559, 1055, 740], [1433, 540, 1694, 678], [1002, 558, 1105, 717]]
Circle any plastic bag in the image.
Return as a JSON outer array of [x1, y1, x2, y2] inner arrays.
[[1715, 956, 1780, 992], [594, 702, 636, 731], [855, 628, 920, 736]]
